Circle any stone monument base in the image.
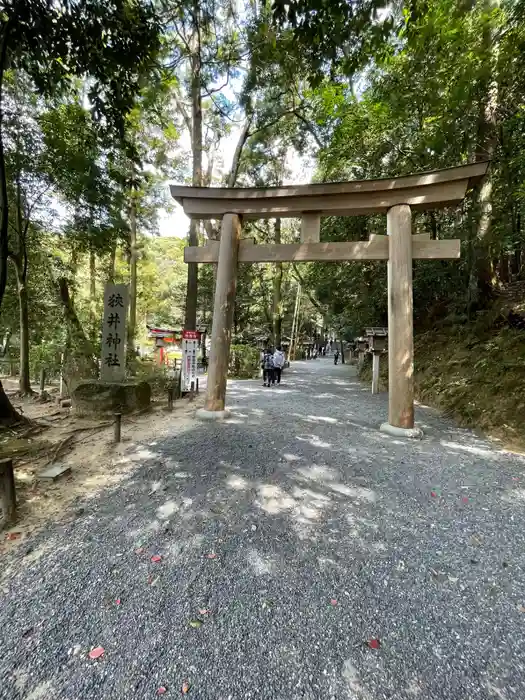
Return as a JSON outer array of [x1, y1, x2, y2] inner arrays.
[[71, 380, 151, 417]]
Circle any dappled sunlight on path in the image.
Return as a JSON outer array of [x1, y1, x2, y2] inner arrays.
[[1, 358, 525, 699]]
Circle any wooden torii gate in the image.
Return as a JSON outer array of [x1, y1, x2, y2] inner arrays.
[[172, 161, 488, 437]]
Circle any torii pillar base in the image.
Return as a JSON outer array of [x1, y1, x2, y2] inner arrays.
[[200, 212, 241, 416], [196, 408, 230, 421], [380, 422, 423, 439]]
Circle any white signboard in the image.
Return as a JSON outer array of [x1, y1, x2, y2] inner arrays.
[[181, 330, 199, 392], [100, 284, 129, 382]]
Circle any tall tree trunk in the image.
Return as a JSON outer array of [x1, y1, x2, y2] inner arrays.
[[57, 277, 98, 378], [0, 22, 10, 309], [227, 117, 252, 188], [184, 4, 203, 331], [14, 260, 31, 395], [0, 23, 25, 424], [272, 218, 283, 347], [128, 190, 137, 361], [108, 242, 116, 284], [89, 247, 97, 344], [469, 3, 499, 309], [290, 281, 301, 360]]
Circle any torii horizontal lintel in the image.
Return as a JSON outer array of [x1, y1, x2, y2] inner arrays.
[[171, 162, 489, 220], [183, 237, 460, 264]]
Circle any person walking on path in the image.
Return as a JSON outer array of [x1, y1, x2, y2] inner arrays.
[[273, 346, 285, 385], [262, 347, 275, 387]]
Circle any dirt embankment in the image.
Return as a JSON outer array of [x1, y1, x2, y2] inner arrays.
[[359, 285, 525, 452], [0, 380, 202, 557]]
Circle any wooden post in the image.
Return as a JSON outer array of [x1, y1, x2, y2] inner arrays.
[[387, 204, 414, 429], [202, 213, 241, 413], [39, 368, 46, 393], [0, 458, 16, 529], [59, 353, 64, 399], [114, 413, 122, 443], [371, 353, 380, 394], [358, 351, 365, 370]]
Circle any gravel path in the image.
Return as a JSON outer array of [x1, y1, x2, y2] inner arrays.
[[2, 358, 525, 700]]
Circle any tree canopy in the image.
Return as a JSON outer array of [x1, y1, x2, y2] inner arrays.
[[0, 0, 524, 429]]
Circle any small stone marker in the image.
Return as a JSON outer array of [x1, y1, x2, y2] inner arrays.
[[100, 283, 129, 382], [38, 462, 71, 482]]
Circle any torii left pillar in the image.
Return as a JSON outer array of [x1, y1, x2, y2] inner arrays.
[[196, 213, 241, 420]]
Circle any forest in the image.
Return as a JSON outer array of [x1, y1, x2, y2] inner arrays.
[[1, 0, 525, 441]]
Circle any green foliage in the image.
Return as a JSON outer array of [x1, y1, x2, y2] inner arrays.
[[295, 0, 525, 339], [30, 338, 64, 381], [133, 360, 170, 396], [271, 0, 392, 83], [3, 0, 161, 139], [229, 344, 260, 379]]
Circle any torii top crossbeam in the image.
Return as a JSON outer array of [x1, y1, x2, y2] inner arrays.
[[171, 162, 488, 219]]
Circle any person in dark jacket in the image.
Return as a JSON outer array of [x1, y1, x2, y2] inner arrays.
[[262, 347, 275, 387]]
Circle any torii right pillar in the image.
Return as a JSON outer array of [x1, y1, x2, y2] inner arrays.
[[380, 204, 422, 439]]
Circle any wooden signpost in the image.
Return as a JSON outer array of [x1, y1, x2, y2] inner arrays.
[[172, 161, 489, 435], [365, 327, 388, 395]]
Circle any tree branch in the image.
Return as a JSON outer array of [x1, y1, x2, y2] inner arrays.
[[173, 88, 192, 133], [201, 75, 230, 98], [291, 263, 326, 314], [293, 109, 323, 149], [226, 116, 252, 187]]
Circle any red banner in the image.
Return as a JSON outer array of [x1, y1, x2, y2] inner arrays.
[[182, 330, 200, 340]]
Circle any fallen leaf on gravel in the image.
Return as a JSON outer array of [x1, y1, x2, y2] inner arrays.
[[462, 497, 469, 504], [206, 552, 217, 559], [430, 491, 439, 498], [88, 646, 104, 660], [198, 609, 210, 615], [189, 619, 203, 628], [148, 575, 158, 586], [157, 687, 167, 695], [115, 598, 121, 605], [181, 680, 191, 694], [330, 599, 338, 606], [5, 532, 21, 541], [151, 555, 162, 563], [135, 548, 145, 555], [517, 605, 525, 613], [367, 639, 381, 649]]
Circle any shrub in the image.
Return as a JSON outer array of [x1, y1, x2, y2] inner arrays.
[[229, 344, 260, 378]]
